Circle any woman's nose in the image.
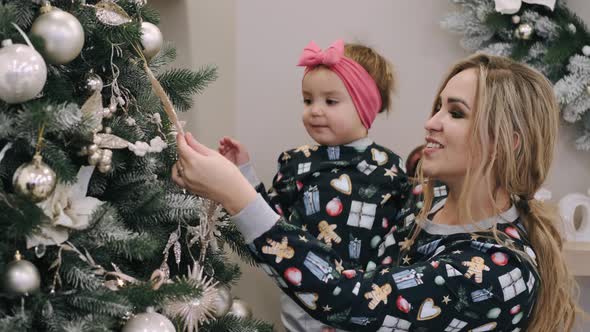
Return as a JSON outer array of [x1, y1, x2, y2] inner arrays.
[[424, 111, 443, 132]]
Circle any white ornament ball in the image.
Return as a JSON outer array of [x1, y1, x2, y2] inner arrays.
[[12, 155, 57, 203], [140, 22, 163, 60], [122, 308, 176, 332], [0, 39, 47, 104], [512, 15, 521, 24], [3, 251, 41, 295], [228, 299, 253, 319], [583, 45, 590, 57], [30, 6, 85, 64], [211, 286, 233, 317]]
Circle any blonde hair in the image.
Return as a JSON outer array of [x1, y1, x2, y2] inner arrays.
[[414, 54, 580, 331], [344, 43, 395, 114]]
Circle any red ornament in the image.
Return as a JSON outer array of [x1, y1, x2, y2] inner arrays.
[[396, 295, 411, 313], [510, 304, 521, 315], [275, 204, 283, 216], [284, 267, 302, 286], [505, 226, 521, 239], [430, 261, 439, 269], [412, 184, 423, 195], [326, 197, 343, 217], [296, 180, 304, 191], [381, 256, 392, 265], [342, 270, 356, 279], [491, 252, 509, 266], [382, 218, 389, 228]]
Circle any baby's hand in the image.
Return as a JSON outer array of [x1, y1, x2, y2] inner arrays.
[[218, 136, 250, 166]]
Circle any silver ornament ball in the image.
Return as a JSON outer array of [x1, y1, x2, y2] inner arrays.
[[30, 5, 85, 64], [12, 155, 57, 203], [212, 286, 233, 317], [122, 308, 176, 332], [3, 251, 41, 295], [514, 23, 533, 40], [0, 39, 47, 104], [228, 299, 253, 319], [140, 22, 163, 59], [583, 45, 590, 57]]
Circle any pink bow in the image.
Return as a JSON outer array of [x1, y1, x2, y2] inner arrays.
[[297, 40, 345, 67]]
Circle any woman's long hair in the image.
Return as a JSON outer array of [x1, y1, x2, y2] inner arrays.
[[414, 54, 579, 331]]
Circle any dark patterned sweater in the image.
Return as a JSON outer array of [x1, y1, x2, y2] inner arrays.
[[255, 141, 411, 271], [233, 192, 540, 331]]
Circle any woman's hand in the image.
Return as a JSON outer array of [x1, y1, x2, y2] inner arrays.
[[172, 132, 258, 215], [218, 136, 251, 166]]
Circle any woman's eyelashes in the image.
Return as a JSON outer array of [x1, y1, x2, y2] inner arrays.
[[433, 102, 466, 119]]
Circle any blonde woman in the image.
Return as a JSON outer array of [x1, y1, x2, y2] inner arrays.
[[172, 54, 579, 331]]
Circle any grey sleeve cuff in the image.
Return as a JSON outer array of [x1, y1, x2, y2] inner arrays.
[[238, 162, 262, 187], [231, 194, 280, 243]]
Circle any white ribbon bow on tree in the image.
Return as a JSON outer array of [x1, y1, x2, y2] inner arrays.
[[27, 166, 104, 248], [494, 0, 556, 14]]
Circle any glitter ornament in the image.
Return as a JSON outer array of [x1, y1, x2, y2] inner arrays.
[[95, 1, 132, 26]]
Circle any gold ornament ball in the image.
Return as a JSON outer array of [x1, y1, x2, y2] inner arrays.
[[3, 251, 41, 295], [30, 5, 85, 64], [12, 155, 57, 203], [211, 286, 233, 317], [514, 23, 533, 40], [228, 299, 253, 319], [122, 308, 176, 332], [140, 22, 163, 60]]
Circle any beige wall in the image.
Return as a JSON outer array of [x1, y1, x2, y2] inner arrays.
[[155, 1, 589, 330]]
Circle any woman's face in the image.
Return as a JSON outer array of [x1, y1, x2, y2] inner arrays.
[[421, 68, 478, 184]]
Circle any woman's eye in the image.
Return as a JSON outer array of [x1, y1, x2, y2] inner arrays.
[[326, 99, 338, 105], [303, 99, 311, 105], [450, 110, 464, 119]]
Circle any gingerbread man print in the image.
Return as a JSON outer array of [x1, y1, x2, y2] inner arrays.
[[462, 256, 490, 283], [262, 237, 295, 263], [317, 220, 342, 247]]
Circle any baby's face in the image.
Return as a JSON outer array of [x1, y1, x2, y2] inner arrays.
[[301, 67, 367, 146]]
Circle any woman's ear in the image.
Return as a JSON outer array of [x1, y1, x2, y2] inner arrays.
[[513, 132, 521, 152]]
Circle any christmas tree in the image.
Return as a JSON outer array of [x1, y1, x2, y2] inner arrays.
[[442, 0, 590, 151], [0, 1, 272, 331]]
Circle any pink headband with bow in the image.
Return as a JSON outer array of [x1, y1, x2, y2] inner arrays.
[[297, 39, 382, 129]]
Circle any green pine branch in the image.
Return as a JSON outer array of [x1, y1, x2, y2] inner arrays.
[[158, 67, 218, 112]]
